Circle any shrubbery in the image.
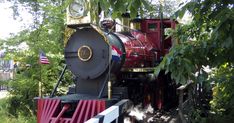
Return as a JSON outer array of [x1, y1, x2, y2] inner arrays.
[[0, 98, 36, 123], [209, 64, 234, 122]]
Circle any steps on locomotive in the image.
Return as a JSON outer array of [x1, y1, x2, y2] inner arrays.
[[36, 97, 119, 123], [36, 88, 127, 123]]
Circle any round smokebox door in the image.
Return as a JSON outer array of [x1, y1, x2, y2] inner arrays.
[[65, 28, 110, 79]]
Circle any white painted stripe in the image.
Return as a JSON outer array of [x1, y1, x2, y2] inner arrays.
[[112, 50, 119, 56], [99, 106, 118, 115], [101, 106, 119, 123], [85, 100, 130, 123], [85, 106, 119, 123], [85, 118, 99, 123]]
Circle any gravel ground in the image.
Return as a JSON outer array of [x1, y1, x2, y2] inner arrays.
[[124, 104, 181, 123]]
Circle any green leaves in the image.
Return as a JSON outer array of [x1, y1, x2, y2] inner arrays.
[[155, 0, 234, 121], [209, 63, 234, 121], [1, 0, 73, 117], [99, 0, 110, 12], [155, 42, 196, 84], [95, 0, 154, 19], [141, 0, 151, 11], [156, 0, 233, 82]]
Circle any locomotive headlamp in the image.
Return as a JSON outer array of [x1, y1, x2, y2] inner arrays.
[[68, 0, 86, 18], [78, 45, 92, 62]]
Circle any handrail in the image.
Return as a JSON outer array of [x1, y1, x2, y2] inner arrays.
[[50, 65, 67, 97], [85, 99, 131, 123]]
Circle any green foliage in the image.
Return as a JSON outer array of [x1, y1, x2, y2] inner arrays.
[[89, 0, 153, 19], [209, 64, 234, 120], [154, 0, 234, 122], [94, 0, 180, 19], [0, 98, 36, 123], [155, 0, 234, 84], [189, 108, 207, 123], [1, 0, 73, 117]]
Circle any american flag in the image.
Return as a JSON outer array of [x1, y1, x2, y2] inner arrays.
[[39, 51, 50, 64]]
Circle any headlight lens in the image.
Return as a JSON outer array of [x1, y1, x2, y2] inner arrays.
[[78, 45, 93, 62], [68, 0, 85, 17]]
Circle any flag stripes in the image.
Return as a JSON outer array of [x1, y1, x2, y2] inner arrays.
[[111, 45, 122, 62], [39, 51, 50, 64]]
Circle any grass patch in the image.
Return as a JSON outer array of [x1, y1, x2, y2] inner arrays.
[[0, 98, 36, 123]]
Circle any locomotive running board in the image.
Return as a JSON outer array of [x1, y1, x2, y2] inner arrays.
[[85, 99, 132, 123], [121, 67, 155, 72]]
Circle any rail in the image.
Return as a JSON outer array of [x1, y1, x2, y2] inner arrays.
[[85, 99, 131, 123]]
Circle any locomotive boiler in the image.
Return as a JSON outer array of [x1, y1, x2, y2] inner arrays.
[[36, 1, 178, 123]]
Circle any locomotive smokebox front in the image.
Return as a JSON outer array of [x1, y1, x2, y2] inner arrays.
[[64, 27, 125, 97], [65, 28, 110, 80]]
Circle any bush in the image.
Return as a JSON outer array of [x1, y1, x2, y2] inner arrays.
[[208, 64, 234, 122], [0, 98, 36, 123]]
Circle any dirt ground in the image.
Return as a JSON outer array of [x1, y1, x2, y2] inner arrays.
[[124, 105, 181, 123]]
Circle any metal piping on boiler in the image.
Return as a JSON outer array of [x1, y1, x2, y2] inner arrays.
[[108, 80, 112, 99]]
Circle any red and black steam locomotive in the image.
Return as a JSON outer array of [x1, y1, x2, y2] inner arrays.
[[36, 1, 178, 123]]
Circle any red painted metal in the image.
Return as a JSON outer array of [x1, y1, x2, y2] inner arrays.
[[37, 99, 106, 123], [115, 19, 176, 69], [52, 104, 70, 123], [116, 32, 156, 68], [37, 99, 43, 123], [114, 19, 177, 109], [37, 99, 60, 123], [143, 79, 164, 110], [70, 100, 106, 123], [155, 78, 164, 110]]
